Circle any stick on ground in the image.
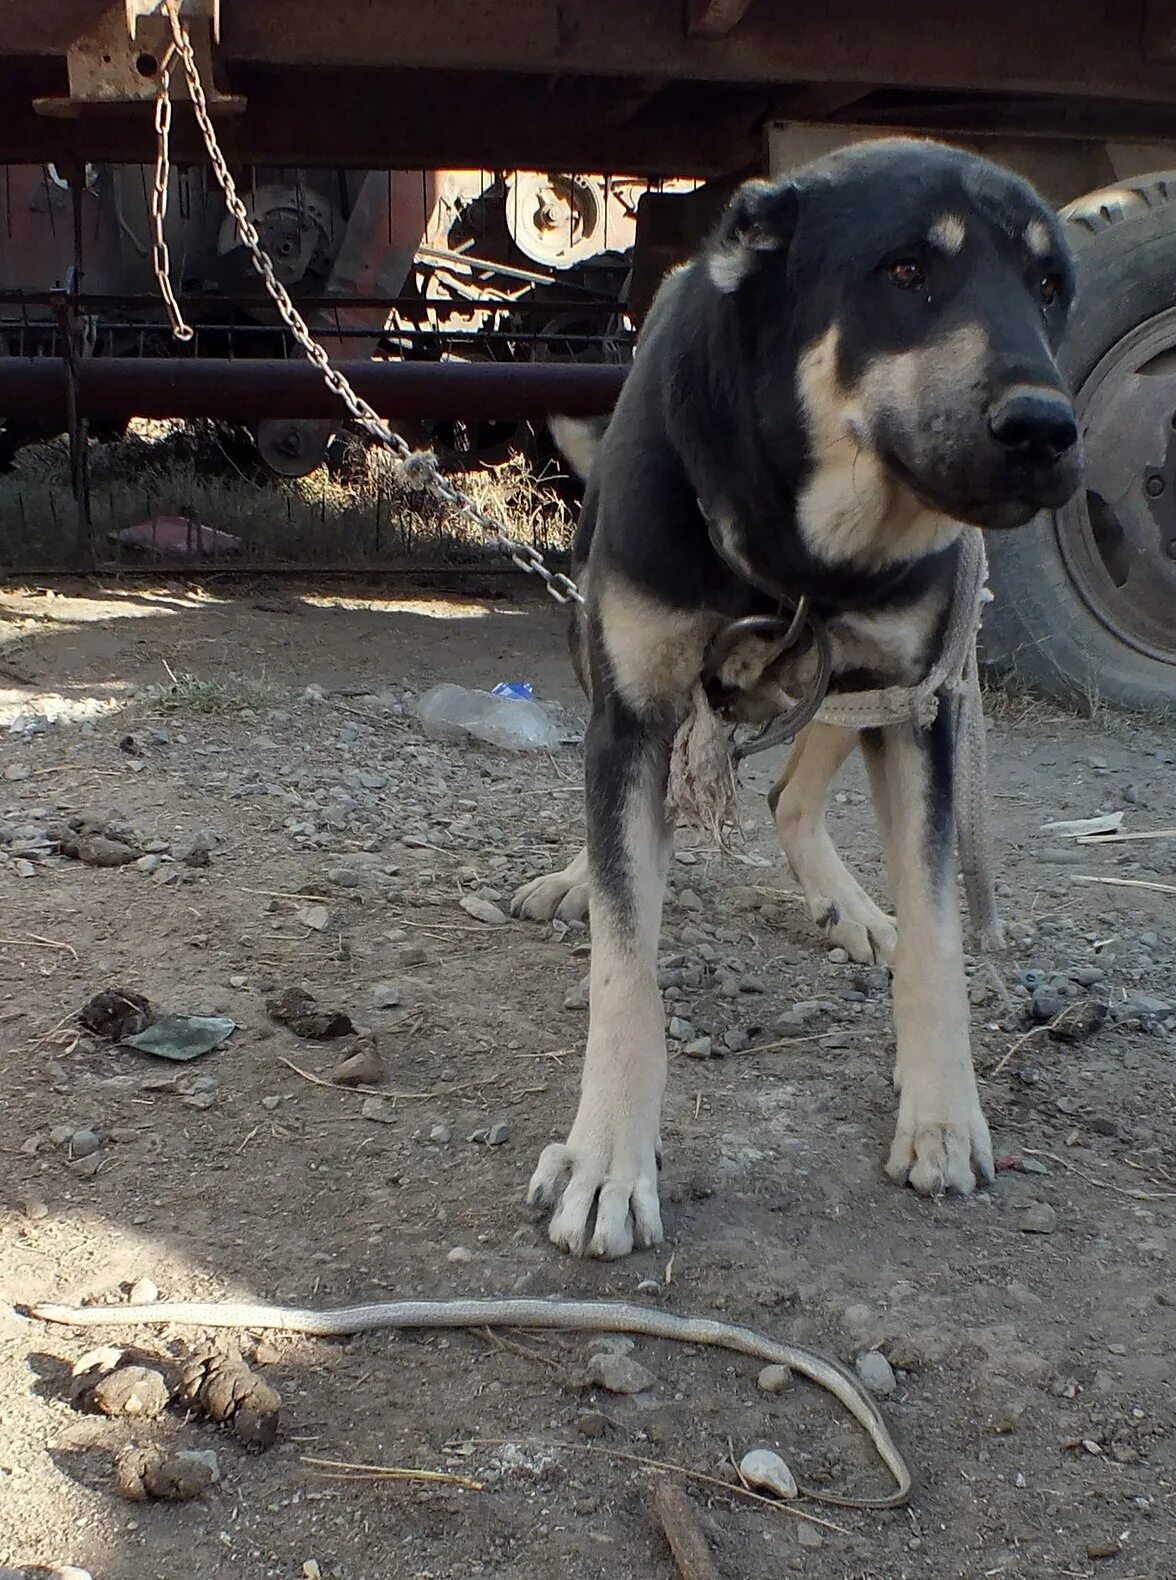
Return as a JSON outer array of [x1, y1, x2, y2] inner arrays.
[[653, 1479, 722, 1580]]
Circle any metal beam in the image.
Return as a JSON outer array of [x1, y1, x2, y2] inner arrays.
[[0, 356, 628, 423]]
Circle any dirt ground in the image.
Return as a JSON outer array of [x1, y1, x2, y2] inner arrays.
[[0, 577, 1173, 1580]]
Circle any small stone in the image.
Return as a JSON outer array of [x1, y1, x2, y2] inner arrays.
[[360, 1096, 396, 1124], [370, 981, 402, 1008], [563, 979, 590, 1010], [1020, 1157, 1049, 1176], [327, 867, 361, 888], [330, 1038, 383, 1087], [722, 1027, 750, 1053], [50, 1124, 75, 1146], [23, 1197, 49, 1219], [460, 895, 507, 925], [253, 1342, 281, 1366], [738, 1448, 798, 1499], [447, 1245, 473, 1264], [1125, 991, 1170, 1019], [584, 1352, 656, 1394], [796, 1522, 823, 1549], [13, 857, 35, 877], [429, 1123, 452, 1144], [667, 1016, 694, 1041], [486, 1121, 510, 1146], [757, 1364, 793, 1393], [677, 888, 704, 912], [90, 1365, 171, 1419], [399, 944, 428, 965], [1031, 986, 1065, 1022], [129, 1277, 159, 1305], [1086, 1538, 1122, 1560], [69, 1128, 100, 1159], [69, 1155, 102, 1180], [683, 1036, 713, 1060], [1020, 1202, 1058, 1234], [261, 1096, 282, 1111], [303, 1563, 323, 1580], [228, 974, 248, 989], [135, 854, 162, 875], [855, 1351, 897, 1396], [827, 946, 850, 964]]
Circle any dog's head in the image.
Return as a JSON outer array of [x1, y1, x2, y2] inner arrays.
[[706, 139, 1080, 539]]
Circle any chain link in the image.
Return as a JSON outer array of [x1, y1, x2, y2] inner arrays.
[[153, 1, 582, 604], [151, 46, 194, 343]]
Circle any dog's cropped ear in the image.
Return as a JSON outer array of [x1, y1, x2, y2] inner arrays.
[[706, 178, 799, 295]]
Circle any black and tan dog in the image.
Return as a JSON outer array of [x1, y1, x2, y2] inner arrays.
[[512, 138, 1082, 1259]]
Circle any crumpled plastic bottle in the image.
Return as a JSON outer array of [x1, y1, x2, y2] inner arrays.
[[415, 683, 561, 752]]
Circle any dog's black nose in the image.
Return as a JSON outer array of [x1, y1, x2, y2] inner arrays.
[[988, 386, 1078, 464]]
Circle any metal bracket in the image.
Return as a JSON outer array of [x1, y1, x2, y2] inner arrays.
[[34, 2, 244, 118]]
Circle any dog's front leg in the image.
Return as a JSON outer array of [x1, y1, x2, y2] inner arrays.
[[528, 688, 673, 1258], [861, 708, 994, 1196]]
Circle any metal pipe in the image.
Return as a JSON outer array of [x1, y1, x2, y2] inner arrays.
[[0, 357, 628, 423]]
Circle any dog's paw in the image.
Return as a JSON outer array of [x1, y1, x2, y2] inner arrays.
[[885, 1080, 994, 1196], [511, 858, 590, 924], [812, 893, 897, 967], [527, 1136, 662, 1259]]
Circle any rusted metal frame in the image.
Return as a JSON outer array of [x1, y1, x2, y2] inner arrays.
[[0, 355, 629, 421], [54, 162, 94, 569]]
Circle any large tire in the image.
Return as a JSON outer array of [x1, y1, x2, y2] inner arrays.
[[982, 174, 1176, 714]]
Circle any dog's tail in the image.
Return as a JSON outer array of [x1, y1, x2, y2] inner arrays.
[[548, 414, 609, 483]]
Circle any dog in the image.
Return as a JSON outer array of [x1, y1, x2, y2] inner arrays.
[[511, 138, 1082, 1259]]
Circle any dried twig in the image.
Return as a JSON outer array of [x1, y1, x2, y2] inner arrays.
[[276, 1054, 488, 1102], [0, 934, 79, 958], [653, 1479, 722, 1580], [1071, 875, 1176, 897], [462, 1438, 849, 1532], [1075, 828, 1176, 845], [987, 1001, 1099, 1078], [301, 1454, 483, 1491], [471, 1326, 563, 1372], [242, 888, 337, 904], [1022, 1148, 1176, 1202]]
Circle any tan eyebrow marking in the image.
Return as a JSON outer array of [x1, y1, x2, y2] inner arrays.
[[927, 213, 966, 254], [1024, 218, 1051, 257]]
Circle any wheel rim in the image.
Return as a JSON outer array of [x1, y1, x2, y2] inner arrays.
[[1058, 307, 1176, 666]]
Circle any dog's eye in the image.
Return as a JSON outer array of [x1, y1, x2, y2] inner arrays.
[[887, 258, 926, 291], [1039, 272, 1063, 306]]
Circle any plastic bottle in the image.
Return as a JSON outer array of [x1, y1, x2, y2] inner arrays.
[[415, 683, 560, 752]]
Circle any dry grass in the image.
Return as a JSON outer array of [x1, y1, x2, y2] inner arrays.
[[0, 420, 575, 571]]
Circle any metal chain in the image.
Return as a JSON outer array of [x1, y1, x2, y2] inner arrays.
[[151, 46, 195, 343], [153, 1, 582, 604]]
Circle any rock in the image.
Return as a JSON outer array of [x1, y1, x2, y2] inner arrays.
[[69, 1155, 102, 1180], [855, 1351, 897, 1396], [486, 1121, 510, 1146], [683, 1037, 714, 1060], [583, 1352, 656, 1394], [757, 1364, 793, 1393], [69, 1128, 100, 1159], [129, 1277, 159, 1305], [738, 1448, 798, 1499], [678, 888, 703, 912], [1030, 986, 1065, 1022], [796, 1522, 823, 1549], [447, 1245, 473, 1264], [460, 895, 508, 925], [1125, 991, 1170, 1019], [1020, 1202, 1058, 1234], [1086, 1538, 1122, 1560], [429, 1123, 452, 1144], [115, 1444, 220, 1502], [23, 1197, 49, 1220], [330, 1037, 383, 1087], [327, 867, 361, 888], [722, 1027, 750, 1053], [360, 1095, 397, 1124], [49, 1124, 74, 1146], [371, 981, 402, 1008], [89, 1366, 171, 1419], [827, 946, 850, 964], [667, 1016, 694, 1041]]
